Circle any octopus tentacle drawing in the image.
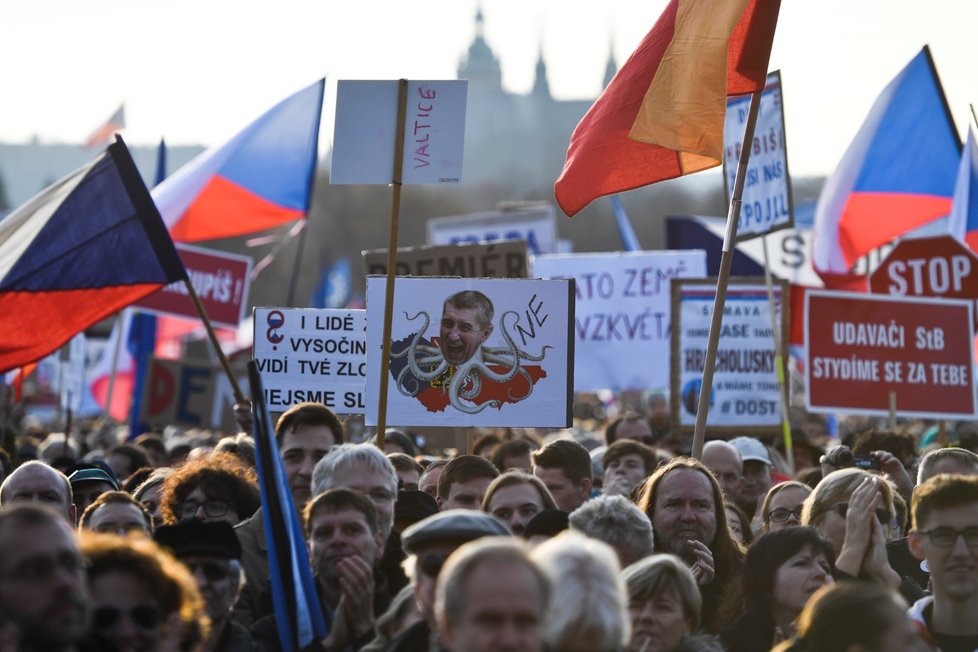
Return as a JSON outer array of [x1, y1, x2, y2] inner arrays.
[[391, 308, 552, 413]]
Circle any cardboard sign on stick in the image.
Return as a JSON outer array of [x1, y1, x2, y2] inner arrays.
[[805, 290, 977, 418], [253, 308, 367, 414], [532, 251, 707, 392], [671, 278, 788, 435], [365, 277, 574, 427], [331, 80, 467, 185]]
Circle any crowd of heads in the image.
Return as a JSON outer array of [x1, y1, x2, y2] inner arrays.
[[0, 396, 976, 652]]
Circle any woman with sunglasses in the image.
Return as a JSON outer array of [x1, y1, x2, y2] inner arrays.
[[801, 468, 925, 604], [79, 531, 208, 652]]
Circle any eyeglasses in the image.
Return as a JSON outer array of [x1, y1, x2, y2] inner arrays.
[[917, 527, 978, 548], [186, 560, 233, 582], [178, 499, 230, 520], [0, 552, 87, 583], [418, 553, 449, 577], [93, 604, 162, 631], [834, 503, 891, 526], [767, 507, 804, 523]]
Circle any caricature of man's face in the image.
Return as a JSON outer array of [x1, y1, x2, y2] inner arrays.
[[440, 302, 493, 366]]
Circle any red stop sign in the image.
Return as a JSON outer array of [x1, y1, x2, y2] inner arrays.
[[870, 236, 978, 299]]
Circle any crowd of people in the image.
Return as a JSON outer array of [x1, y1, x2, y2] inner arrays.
[[0, 397, 976, 652]]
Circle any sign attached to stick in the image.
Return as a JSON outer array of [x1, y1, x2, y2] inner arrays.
[[532, 251, 707, 392], [723, 71, 793, 241], [869, 235, 978, 327], [362, 240, 528, 278], [331, 80, 468, 185], [140, 357, 245, 431], [805, 290, 977, 418], [671, 278, 788, 435], [134, 244, 252, 329], [427, 206, 558, 256], [365, 276, 574, 427], [253, 308, 367, 414]]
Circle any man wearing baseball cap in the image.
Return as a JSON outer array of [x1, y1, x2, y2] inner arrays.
[[382, 510, 510, 651], [728, 437, 777, 522]]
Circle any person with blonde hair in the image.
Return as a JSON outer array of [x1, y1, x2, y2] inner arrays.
[[760, 481, 812, 533], [621, 554, 708, 652], [531, 532, 628, 652]]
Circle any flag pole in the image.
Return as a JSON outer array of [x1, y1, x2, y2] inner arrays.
[[691, 89, 763, 460], [374, 79, 410, 451], [286, 218, 310, 307], [182, 279, 246, 403], [761, 236, 794, 476]]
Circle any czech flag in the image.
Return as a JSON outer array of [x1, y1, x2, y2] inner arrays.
[[813, 47, 960, 286], [554, 0, 781, 217], [247, 361, 328, 651], [0, 138, 186, 374], [153, 79, 325, 243], [948, 128, 978, 253]]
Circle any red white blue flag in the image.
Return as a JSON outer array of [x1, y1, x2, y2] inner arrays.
[[152, 79, 324, 243], [948, 128, 978, 253], [813, 47, 960, 287], [84, 104, 126, 149], [0, 138, 186, 373]]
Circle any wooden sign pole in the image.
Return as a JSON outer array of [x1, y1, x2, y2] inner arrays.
[[374, 79, 410, 450]]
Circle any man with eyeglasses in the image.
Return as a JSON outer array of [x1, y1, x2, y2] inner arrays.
[[155, 519, 251, 652], [382, 510, 511, 651], [0, 503, 89, 651], [908, 474, 978, 651]]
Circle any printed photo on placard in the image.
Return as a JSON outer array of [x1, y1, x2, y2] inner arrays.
[[365, 276, 574, 427]]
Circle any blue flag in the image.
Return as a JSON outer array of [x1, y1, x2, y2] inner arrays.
[[248, 361, 328, 651]]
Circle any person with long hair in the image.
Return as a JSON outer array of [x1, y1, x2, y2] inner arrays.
[[721, 527, 835, 651]]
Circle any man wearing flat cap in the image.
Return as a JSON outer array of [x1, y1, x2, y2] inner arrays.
[[381, 510, 510, 651], [155, 519, 252, 651]]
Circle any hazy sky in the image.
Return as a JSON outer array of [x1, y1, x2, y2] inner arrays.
[[2, 0, 975, 176]]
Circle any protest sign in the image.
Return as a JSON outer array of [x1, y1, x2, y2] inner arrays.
[[426, 205, 557, 256], [330, 80, 467, 185], [532, 251, 706, 392], [671, 278, 788, 435], [362, 240, 528, 278], [869, 235, 978, 327], [139, 357, 244, 431], [253, 308, 367, 414], [805, 290, 976, 418], [365, 276, 574, 427], [667, 215, 819, 286], [133, 244, 252, 329], [723, 71, 793, 240]]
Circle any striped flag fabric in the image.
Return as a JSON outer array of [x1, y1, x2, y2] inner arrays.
[[813, 47, 960, 286], [84, 105, 126, 149], [554, 0, 781, 217], [247, 361, 328, 651], [0, 137, 186, 374], [947, 128, 978, 253], [152, 79, 324, 243]]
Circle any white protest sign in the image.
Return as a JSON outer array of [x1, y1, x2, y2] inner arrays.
[[365, 276, 574, 427], [532, 251, 707, 392], [426, 206, 558, 256], [59, 333, 87, 413], [331, 80, 467, 185], [672, 279, 787, 434], [253, 308, 367, 414], [724, 71, 793, 241]]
